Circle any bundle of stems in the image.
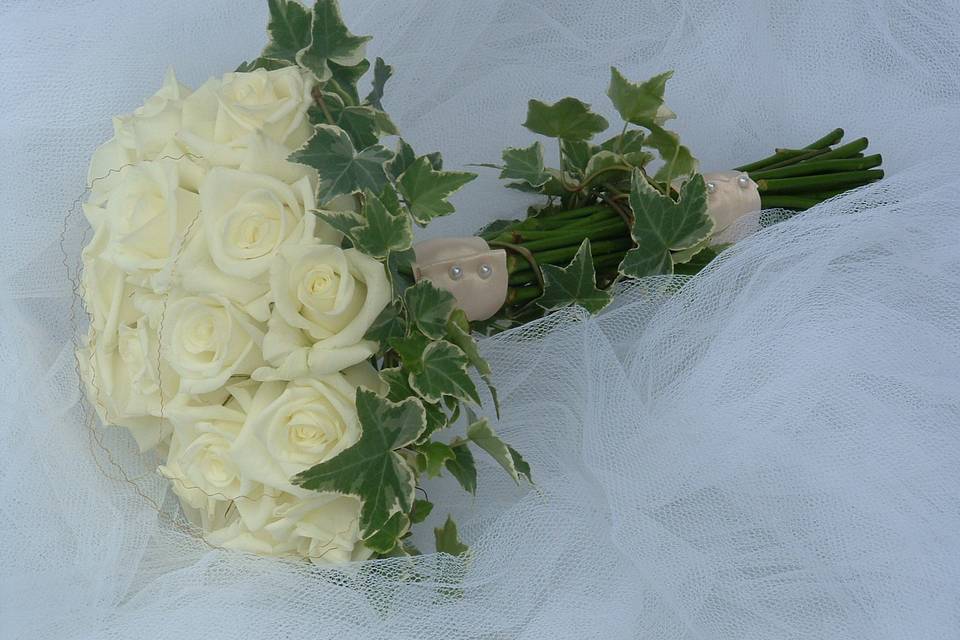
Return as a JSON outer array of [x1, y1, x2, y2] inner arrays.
[[480, 129, 882, 311]]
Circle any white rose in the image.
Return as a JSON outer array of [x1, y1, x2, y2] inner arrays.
[[78, 315, 179, 451], [160, 381, 276, 531], [174, 142, 339, 319], [88, 68, 192, 195], [79, 225, 141, 333], [253, 242, 391, 381], [199, 167, 319, 280], [83, 157, 203, 285], [206, 492, 372, 564], [179, 67, 314, 165], [230, 364, 380, 494], [160, 294, 266, 394]]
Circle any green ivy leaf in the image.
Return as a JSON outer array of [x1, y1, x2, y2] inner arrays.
[[364, 302, 407, 344], [351, 189, 414, 259], [293, 389, 426, 545], [398, 157, 477, 225], [236, 57, 291, 72], [404, 280, 457, 339], [522, 97, 609, 141], [560, 140, 599, 175], [386, 247, 416, 299], [446, 309, 500, 417], [364, 511, 410, 554], [390, 332, 431, 372], [386, 138, 417, 180], [508, 446, 532, 483], [416, 441, 455, 478], [445, 443, 477, 494], [607, 68, 674, 125], [644, 123, 698, 184], [411, 499, 434, 524], [500, 142, 550, 187], [327, 59, 371, 105], [600, 129, 646, 154], [365, 57, 393, 110], [262, 0, 312, 64], [382, 367, 451, 443], [466, 417, 530, 484], [537, 239, 613, 314], [673, 243, 729, 276], [336, 104, 382, 149], [296, 0, 372, 81], [434, 515, 469, 556], [581, 150, 631, 190], [410, 341, 481, 405], [619, 171, 713, 278], [290, 125, 392, 203]]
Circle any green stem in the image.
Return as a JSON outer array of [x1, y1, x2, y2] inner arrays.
[[751, 154, 882, 180], [733, 128, 843, 172], [757, 169, 883, 194]]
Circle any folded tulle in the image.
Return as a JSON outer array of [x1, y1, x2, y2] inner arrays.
[[2, 1, 960, 638]]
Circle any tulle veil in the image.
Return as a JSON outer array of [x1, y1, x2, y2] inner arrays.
[[2, 0, 959, 638]]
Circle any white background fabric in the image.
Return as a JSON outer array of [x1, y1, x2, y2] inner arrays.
[[2, 1, 959, 638]]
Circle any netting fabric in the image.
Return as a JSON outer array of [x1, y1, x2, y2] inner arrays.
[[2, 1, 959, 638]]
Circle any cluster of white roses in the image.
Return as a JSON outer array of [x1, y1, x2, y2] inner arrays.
[[78, 66, 392, 563]]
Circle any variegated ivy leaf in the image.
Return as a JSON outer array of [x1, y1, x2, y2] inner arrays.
[[434, 515, 469, 556], [365, 57, 393, 110], [398, 157, 477, 225], [290, 125, 391, 203], [296, 0, 372, 81], [500, 141, 550, 187], [311, 91, 391, 149], [409, 340, 481, 405], [607, 68, 676, 126], [537, 239, 614, 314], [523, 97, 609, 141], [292, 389, 426, 551], [619, 171, 713, 278], [445, 442, 477, 494], [351, 189, 414, 259], [446, 309, 500, 418], [262, 0, 312, 64], [364, 512, 410, 554], [404, 280, 457, 339], [419, 342, 482, 405], [466, 416, 531, 484], [644, 122, 698, 184], [380, 367, 449, 442]]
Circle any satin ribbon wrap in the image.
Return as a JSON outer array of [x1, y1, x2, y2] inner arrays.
[[411, 237, 508, 321]]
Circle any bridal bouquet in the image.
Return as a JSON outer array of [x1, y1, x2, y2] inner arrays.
[[77, 0, 880, 564], [78, 0, 527, 562]]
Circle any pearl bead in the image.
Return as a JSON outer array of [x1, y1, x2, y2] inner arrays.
[[449, 265, 463, 280], [478, 263, 493, 280], [737, 174, 751, 189], [706, 181, 717, 194]]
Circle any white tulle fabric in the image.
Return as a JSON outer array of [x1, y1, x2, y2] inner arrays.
[[2, 1, 960, 638]]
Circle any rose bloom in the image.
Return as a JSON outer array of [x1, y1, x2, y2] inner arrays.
[[87, 68, 192, 196], [159, 294, 266, 395], [231, 363, 381, 494], [254, 241, 391, 380], [179, 66, 315, 166]]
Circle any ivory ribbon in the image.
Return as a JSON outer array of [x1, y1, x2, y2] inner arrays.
[[411, 237, 508, 321], [701, 170, 762, 235]]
